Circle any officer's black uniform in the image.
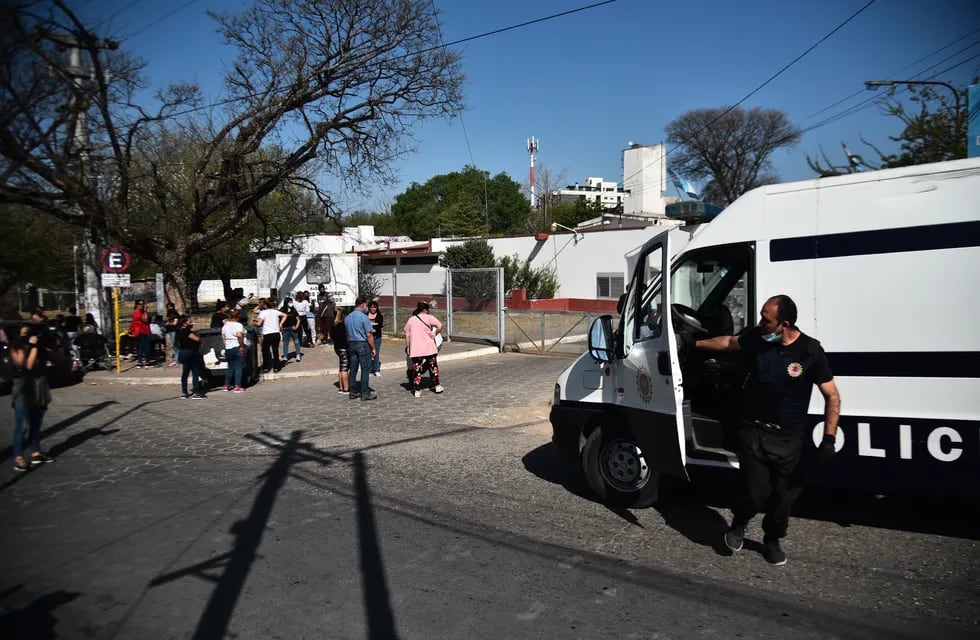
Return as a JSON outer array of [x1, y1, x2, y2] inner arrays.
[[733, 326, 833, 541]]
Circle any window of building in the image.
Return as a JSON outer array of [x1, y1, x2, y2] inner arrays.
[[596, 273, 625, 299]]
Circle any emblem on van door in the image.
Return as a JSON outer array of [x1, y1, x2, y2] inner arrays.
[[787, 362, 803, 377], [636, 367, 652, 403]]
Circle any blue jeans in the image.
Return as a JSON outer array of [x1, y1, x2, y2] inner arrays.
[[371, 336, 382, 373], [178, 348, 203, 395], [224, 347, 245, 388], [137, 334, 151, 363], [13, 399, 46, 458], [282, 327, 302, 359], [348, 341, 372, 396]]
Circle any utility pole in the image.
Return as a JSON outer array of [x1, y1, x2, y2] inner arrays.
[[48, 32, 118, 331]]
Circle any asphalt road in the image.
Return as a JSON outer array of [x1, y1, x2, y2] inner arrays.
[[0, 353, 977, 639]]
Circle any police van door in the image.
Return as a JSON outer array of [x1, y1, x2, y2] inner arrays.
[[616, 229, 687, 479]]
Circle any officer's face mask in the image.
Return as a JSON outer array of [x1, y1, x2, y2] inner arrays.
[[761, 330, 782, 343]]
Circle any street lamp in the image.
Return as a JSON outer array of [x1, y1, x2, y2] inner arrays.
[[864, 79, 963, 147], [550, 221, 584, 244]]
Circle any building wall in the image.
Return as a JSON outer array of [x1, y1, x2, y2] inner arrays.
[[623, 143, 668, 215]]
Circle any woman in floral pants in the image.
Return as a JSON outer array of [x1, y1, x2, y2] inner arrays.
[[403, 302, 444, 398]]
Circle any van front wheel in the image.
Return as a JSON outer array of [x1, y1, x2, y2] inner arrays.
[[582, 424, 660, 508]]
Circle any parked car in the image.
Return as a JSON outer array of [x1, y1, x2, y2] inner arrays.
[[194, 327, 260, 389], [0, 320, 83, 395]]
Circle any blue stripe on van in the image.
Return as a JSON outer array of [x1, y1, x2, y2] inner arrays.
[[769, 220, 980, 262], [828, 352, 980, 378]]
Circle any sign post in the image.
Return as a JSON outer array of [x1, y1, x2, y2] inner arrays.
[[114, 287, 121, 373], [101, 248, 130, 374]]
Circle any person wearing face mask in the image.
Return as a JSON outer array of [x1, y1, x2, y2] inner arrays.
[[695, 294, 840, 566]]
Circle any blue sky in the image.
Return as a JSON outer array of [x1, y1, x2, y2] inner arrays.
[[73, 0, 980, 213]]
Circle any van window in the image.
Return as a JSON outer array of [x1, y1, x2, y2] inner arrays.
[[621, 241, 665, 352], [670, 245, 752, 337]]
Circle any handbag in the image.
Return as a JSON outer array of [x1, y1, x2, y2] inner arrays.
[[415, 315, 443, 351]]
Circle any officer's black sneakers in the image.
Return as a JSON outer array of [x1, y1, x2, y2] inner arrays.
[[764, 539, 787, 565], [724, 524, 745, 552]]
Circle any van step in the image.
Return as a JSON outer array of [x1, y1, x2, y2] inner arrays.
[[686, 443, 735, 462]]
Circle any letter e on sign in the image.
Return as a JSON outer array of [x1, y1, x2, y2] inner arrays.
[[102, 248, 130, 273]]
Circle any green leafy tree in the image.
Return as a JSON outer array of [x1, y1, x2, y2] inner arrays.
[[547, 199, 602, 230], [391, 166, 529, 238], [0, 206, 77, 316], [0, 0, 463, 309], [665, 106, 801, 205], [441, 238, 496, 310], [498, 254, 558, 299]]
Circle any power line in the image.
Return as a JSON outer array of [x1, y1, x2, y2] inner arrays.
[[619, 0, 877, 190], [800, 26, 980, 125], [124, 0, 200, 39], [800, 46, 980, 134]]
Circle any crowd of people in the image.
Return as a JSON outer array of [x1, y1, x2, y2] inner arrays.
[[3, 293, 448, 471]]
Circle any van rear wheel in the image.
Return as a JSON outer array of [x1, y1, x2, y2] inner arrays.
[[582, 424, 660, 508]]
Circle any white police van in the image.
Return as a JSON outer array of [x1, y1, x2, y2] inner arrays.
[[549, 157, 980, 507]]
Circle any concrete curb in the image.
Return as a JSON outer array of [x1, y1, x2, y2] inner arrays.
[[84, 346, 501, 386]]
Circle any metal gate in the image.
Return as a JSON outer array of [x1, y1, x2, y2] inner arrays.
[[445, 267, 504, 350]]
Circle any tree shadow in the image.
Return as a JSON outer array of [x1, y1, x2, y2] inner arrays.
[[522, 443, 640, 526], [0, 589, 79, 640]]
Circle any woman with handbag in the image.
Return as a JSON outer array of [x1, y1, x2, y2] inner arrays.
[[403, 301, 444, 398]]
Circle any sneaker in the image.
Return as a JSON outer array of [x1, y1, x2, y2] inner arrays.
[[297, 354, 302, 362], [30, 452, 54, 465], [724, 524, 745, 552], [168, 361, 179, 368], [13, 456, 29, 472], [764, 539, 787, 565], [413, 390, 421, 398], [222, 386, 230, 392], [433, 384, 444, 393], [361, 391, 378, 401], [338, 388, 349, 394], [233, 387, 245, 393], [371, 371, 380, 377], [136, 363, 143, 369], [190, 393, 206, 400], [349, 393, 361, 400]]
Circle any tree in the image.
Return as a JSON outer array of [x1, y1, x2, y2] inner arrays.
[[498, 254, 558, 299], [441, 238, 496, 310], [0, 205, 76, 298], [0, 0, 463, 308], [390, 166, 528, 239], [807, 80, 970, 177], [665, 107, 801, 205]]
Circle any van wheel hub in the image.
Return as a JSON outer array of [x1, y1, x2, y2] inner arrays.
[[600, 439, 650, 490]]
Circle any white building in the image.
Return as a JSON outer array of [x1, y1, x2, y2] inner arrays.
[[549, 176, 627, 211], [623, 142, 670, 215]]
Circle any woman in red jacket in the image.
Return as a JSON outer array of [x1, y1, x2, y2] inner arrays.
[[130, 299, 152, 368]]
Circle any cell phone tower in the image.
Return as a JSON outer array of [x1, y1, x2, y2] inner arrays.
[[527, 136, 539, 214]]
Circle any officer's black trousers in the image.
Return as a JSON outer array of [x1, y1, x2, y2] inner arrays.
[[732, 425, 806, 540]]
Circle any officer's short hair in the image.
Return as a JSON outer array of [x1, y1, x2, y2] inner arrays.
[[768, 294, 797, 327], [354, 295, 368, 307]]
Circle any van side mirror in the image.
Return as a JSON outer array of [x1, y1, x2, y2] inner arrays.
[[616, 293, 627, 315], [588, 315, 615, 363]]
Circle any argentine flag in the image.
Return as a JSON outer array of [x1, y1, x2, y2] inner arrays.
[[668, 167, 700, 200]]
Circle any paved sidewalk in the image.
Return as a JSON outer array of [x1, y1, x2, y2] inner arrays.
[[82, 337, 499, 386]]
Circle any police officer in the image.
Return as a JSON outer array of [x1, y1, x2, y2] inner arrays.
[[696, 294, 840, 565]]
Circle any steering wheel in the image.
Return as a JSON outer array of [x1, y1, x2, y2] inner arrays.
[[671, 304, 706, 335]]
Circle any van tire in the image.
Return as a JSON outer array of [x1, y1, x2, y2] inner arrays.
[[582, 423, 660, 508]]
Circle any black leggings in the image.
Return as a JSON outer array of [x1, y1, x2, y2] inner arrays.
[[261, 333, 282, 371]]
